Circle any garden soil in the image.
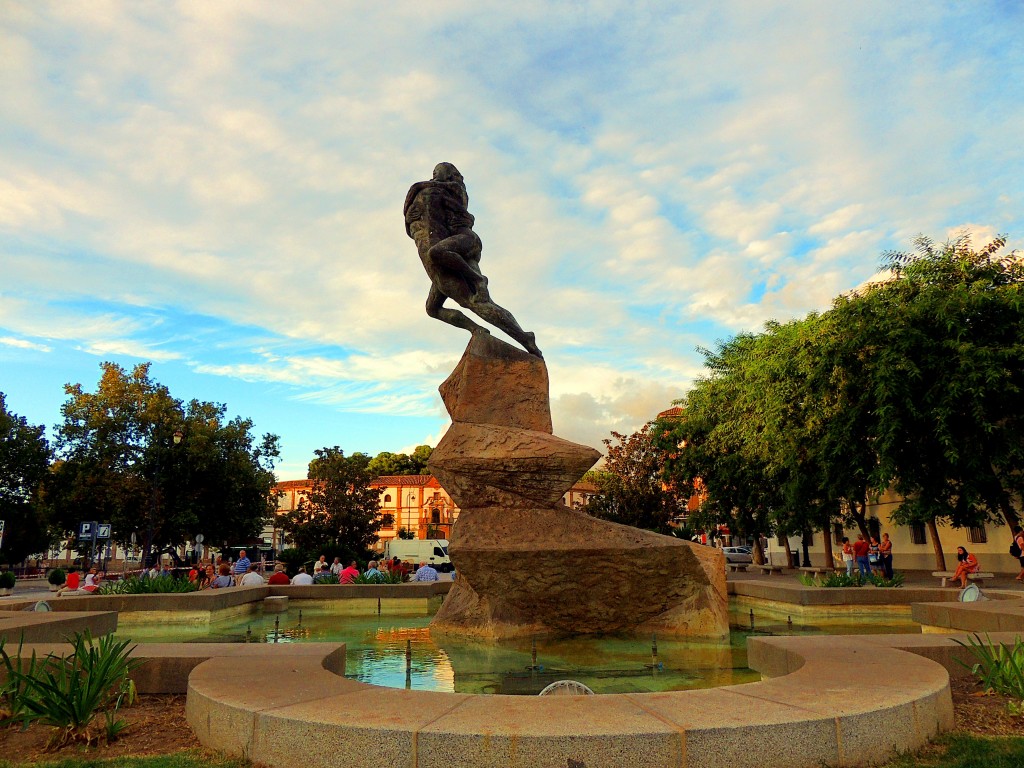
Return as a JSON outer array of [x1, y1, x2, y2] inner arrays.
[[0, 694, 200, 763]]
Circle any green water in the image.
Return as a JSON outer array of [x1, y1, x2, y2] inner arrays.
[[117, 605, 920, 695]]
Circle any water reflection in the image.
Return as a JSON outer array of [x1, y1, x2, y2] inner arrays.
[[117, 607, 918, 695]]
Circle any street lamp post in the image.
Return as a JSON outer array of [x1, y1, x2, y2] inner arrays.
[[146, 427, 183, 570]]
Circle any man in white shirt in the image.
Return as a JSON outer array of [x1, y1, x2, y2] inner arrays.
[[238, 565, 265, 586], [291, 566, 314, 585]]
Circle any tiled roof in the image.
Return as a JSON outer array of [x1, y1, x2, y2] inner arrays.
[[275, 479, 311, 491], [371, 475, 437, 487], [657, 406, 684, 420]]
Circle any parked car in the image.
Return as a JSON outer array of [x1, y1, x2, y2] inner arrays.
[[721, 546, 753, 564]]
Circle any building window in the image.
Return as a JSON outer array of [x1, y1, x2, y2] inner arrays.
[[967, 525, 988, 544], [383, 494, 391, 503], [867, 518, 881, 540], [833, 524, 844, 545], [910, 523, 927, 545]]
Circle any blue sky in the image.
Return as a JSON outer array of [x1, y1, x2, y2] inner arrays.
[[2, 2, 1022, 480]]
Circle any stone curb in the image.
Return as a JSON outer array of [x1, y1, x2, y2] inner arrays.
[[184, 633, 963, 768]]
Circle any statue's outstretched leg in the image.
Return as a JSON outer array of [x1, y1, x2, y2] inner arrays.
[[467, 295, 542, 358], [426, 284, 489, 336]]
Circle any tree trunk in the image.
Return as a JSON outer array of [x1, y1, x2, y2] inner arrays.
[[927, 517, 946, 571], [850, 497, 870, 539], [781, 535, 793, 569], [999, 496, 1020, 531], [752, 539, 765, 565], [822, 513, 835, 570]]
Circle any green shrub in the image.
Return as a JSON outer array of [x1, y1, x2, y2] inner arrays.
[[48, 568, 67, 586], [353, 570, 405, 584], [0, 571, 16, 589], [799, 572, 864, 588], [867, 572, 905, 588], [956, 633, 1024, 712], [2, 630, 141, 747], [314, 573, 340, 584], [98, 575, 197, 595]]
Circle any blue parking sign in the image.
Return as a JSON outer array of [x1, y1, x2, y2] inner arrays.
[[79, 521, 93, 539]]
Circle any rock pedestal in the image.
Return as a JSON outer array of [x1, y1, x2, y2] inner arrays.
[[429, 332, 729, 639]]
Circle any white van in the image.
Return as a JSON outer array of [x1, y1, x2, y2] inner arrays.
[[384, 539, 452, 572]]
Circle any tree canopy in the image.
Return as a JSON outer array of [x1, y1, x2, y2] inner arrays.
[[366, 446, 432, 477], [279, 446, 383, 559], [46, 362, 280, 562], [0, 393, 52, 564], [584, 424, 687, 533], [653, 234, 1024, 569]]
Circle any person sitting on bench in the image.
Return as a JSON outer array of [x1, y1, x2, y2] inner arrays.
[[952, 546, 979, 588]]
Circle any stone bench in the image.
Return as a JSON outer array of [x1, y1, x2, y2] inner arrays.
[[797, 567, 833, 577], [932, 571, 995, 588], [755, 564, 785, 575], [727, 563, 748, 572]]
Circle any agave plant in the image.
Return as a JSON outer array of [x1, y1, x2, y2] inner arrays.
[[956, 633, 1024, 712], [0, 635, 45, 728], [6, 630, 142, 747]]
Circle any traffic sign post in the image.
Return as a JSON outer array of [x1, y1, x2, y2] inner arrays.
[[0, 519, 5, 551]]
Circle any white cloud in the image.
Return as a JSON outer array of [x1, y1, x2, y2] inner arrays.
[[1, 2, 1022, 470], [0, 336, 52, 353]]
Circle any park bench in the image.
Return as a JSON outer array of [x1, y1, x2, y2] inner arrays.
[[797, 566, 833, 577], [931, 571, 994, 588], [755, 564, 784, 575], [727, 563, 748, 573]]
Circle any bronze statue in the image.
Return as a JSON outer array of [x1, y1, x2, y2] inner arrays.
[[404, 163, 542, 358]]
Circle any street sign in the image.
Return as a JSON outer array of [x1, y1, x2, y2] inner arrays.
[[0, 519, 5, 550], [79, 521, 94, 539], [97, 524, 111, 539]]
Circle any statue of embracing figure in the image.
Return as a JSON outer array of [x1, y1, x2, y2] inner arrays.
[[404, 162, 542, 358]]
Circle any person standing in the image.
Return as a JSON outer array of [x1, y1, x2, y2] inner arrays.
[[330, 557, 343, 577], [233, 550, 251, 584], [853, 534, 871, 578], [868, 536, 882, 576], [879, 533, 894, 579], [841, 537, 855, 576], [1013, 527, 1024, 582]]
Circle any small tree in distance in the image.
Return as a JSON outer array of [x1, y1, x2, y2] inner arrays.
[[281, 447, 382, 560]]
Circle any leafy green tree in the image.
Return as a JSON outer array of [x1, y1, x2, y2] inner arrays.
[[280, 447, 382, 558], [585, 424, 686, 533], [46, 362, 280, 564], [835, 234, 1024, 567], [367, 445, 433, 477], [0, 393, 53, 564]]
